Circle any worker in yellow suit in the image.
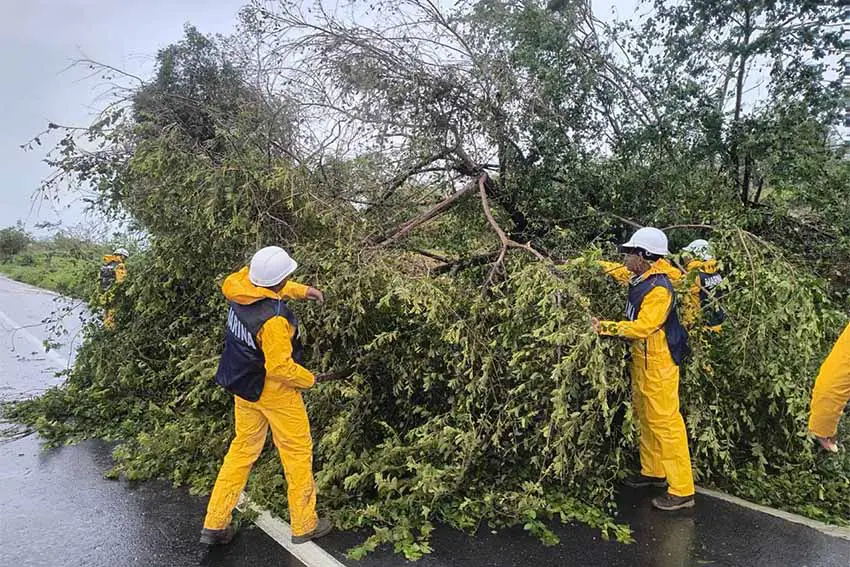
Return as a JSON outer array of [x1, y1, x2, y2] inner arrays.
[[808, 323, 850, 454], [679, 239, 725, 332], [589, 227, 695, 511], [200, 246, 332, 546], [99, 248, 129, 329]]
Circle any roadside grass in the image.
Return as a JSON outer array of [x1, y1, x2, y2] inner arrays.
[[0, 246, 102, 299]]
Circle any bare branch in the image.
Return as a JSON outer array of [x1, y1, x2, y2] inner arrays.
[[373, 176, 479, 247], [477, 175, 546, 286], [377, 147, 455, 204]]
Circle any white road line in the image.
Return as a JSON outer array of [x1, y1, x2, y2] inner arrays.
[[238, 495, 347, 567], [0, 307, 66, 367], [697, 486, 850, 541]]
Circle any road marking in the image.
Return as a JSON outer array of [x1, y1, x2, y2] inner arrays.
[[0, 307, 66, 367], [697, 486, 850, 541], [239, 486, 850, 566], [238, 495, 347, 567]]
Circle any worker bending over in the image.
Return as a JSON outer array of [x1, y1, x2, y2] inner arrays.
[[680, 239, 725, 332], [808, 323, 850, 454]]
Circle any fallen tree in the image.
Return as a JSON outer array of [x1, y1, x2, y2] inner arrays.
[[7, 3, 850, 559]]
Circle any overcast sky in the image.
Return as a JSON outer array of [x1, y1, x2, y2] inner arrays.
[[0, 0, 640, 233], [0, 0, 248, 232]]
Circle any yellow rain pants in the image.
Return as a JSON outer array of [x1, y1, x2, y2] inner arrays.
[[632, 363, 694, 496], [808, 323, 850, 439], [599, 259, 695, 497], [203, 381, 318, 536]]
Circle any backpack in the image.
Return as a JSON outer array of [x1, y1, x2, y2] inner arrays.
[[100, 261, 120, 291]]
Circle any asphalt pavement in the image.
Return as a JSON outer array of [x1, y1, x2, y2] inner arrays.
[[318, 489, 850, 567], [1, 274, 849, 567]]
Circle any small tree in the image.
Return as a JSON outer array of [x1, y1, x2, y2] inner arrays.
[[0, 225, 31, 260]]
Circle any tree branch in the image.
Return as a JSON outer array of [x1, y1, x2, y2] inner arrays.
[[373, 176, 479, 247], [377, 147, 454, 204], [432, 250, 501, 275], [478, 175, 546, 286]]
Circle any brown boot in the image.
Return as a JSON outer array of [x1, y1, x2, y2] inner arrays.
[[291, 518, 333, 544], [623, 474, 668, 489], [652, 493, 695, 511]]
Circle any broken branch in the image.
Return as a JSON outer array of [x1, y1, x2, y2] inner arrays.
[[373, 178, 478, 247]]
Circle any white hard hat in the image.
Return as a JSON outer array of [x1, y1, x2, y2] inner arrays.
[[620, 227, 670, 256], [114, 248, 130, 257], [249, 246, 298, 287], [682, 239, 713, 260]]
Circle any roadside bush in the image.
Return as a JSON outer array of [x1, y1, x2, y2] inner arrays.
[[0, 226, 30, 259]]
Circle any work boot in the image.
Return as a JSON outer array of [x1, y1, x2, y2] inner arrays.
[[652, 493, 696, 511], [199, 524, 236, 546], [291, 518, 333, 544], [815, 436, 839, 454], [623, 474, 668, 489]]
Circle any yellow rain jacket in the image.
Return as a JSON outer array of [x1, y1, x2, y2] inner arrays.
[[102, 254, 127, 284], [808, 323, 850, 439], [100, 254, 127, 329], [597, 259, 685, 368], [597, 259, 695, 497], [683, 259, 724, 332], [203, 268, 319, 536]]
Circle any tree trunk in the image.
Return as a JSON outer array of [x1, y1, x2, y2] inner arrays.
[[741, 154, 752, 204], [731, 6, 752, 204]]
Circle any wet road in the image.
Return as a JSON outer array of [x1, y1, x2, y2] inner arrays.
[[0, 275, 305, 567], [0, 275, 84, 402], [319, 488, 850, 567], [2, 274, 850, 567]]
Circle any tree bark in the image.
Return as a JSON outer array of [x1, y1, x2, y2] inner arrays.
[[731, 6, 753, 204]]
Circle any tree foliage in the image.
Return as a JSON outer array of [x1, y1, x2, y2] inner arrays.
[[0, 225, 31, 260], [7, 1, 850, 559]]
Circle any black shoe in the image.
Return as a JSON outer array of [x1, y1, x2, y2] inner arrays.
[[652, 493, 696, 511], [291, 518, 333, 544], [623, 474, 668, 489], [199, 525, 236, 546]]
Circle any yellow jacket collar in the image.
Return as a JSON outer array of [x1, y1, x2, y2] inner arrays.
[[636, 258, 683, 284], [222, 267, 289, 305], [686, 259, 718, 274]]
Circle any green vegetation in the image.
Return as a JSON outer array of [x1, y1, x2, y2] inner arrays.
[[0, 225, 30, 259], [0, 231, 105, 298], [6, 0, 850, 559]]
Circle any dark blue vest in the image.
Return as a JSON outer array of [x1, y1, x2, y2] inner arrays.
[[626, 274, 689, 366], [214, 298, 305, 402], [697, 271, 726, 327]]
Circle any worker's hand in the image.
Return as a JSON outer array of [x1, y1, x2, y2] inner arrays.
[[307, 287, 325, 304], [590, 316, 601, 334], [315, 367, 355, 383]]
